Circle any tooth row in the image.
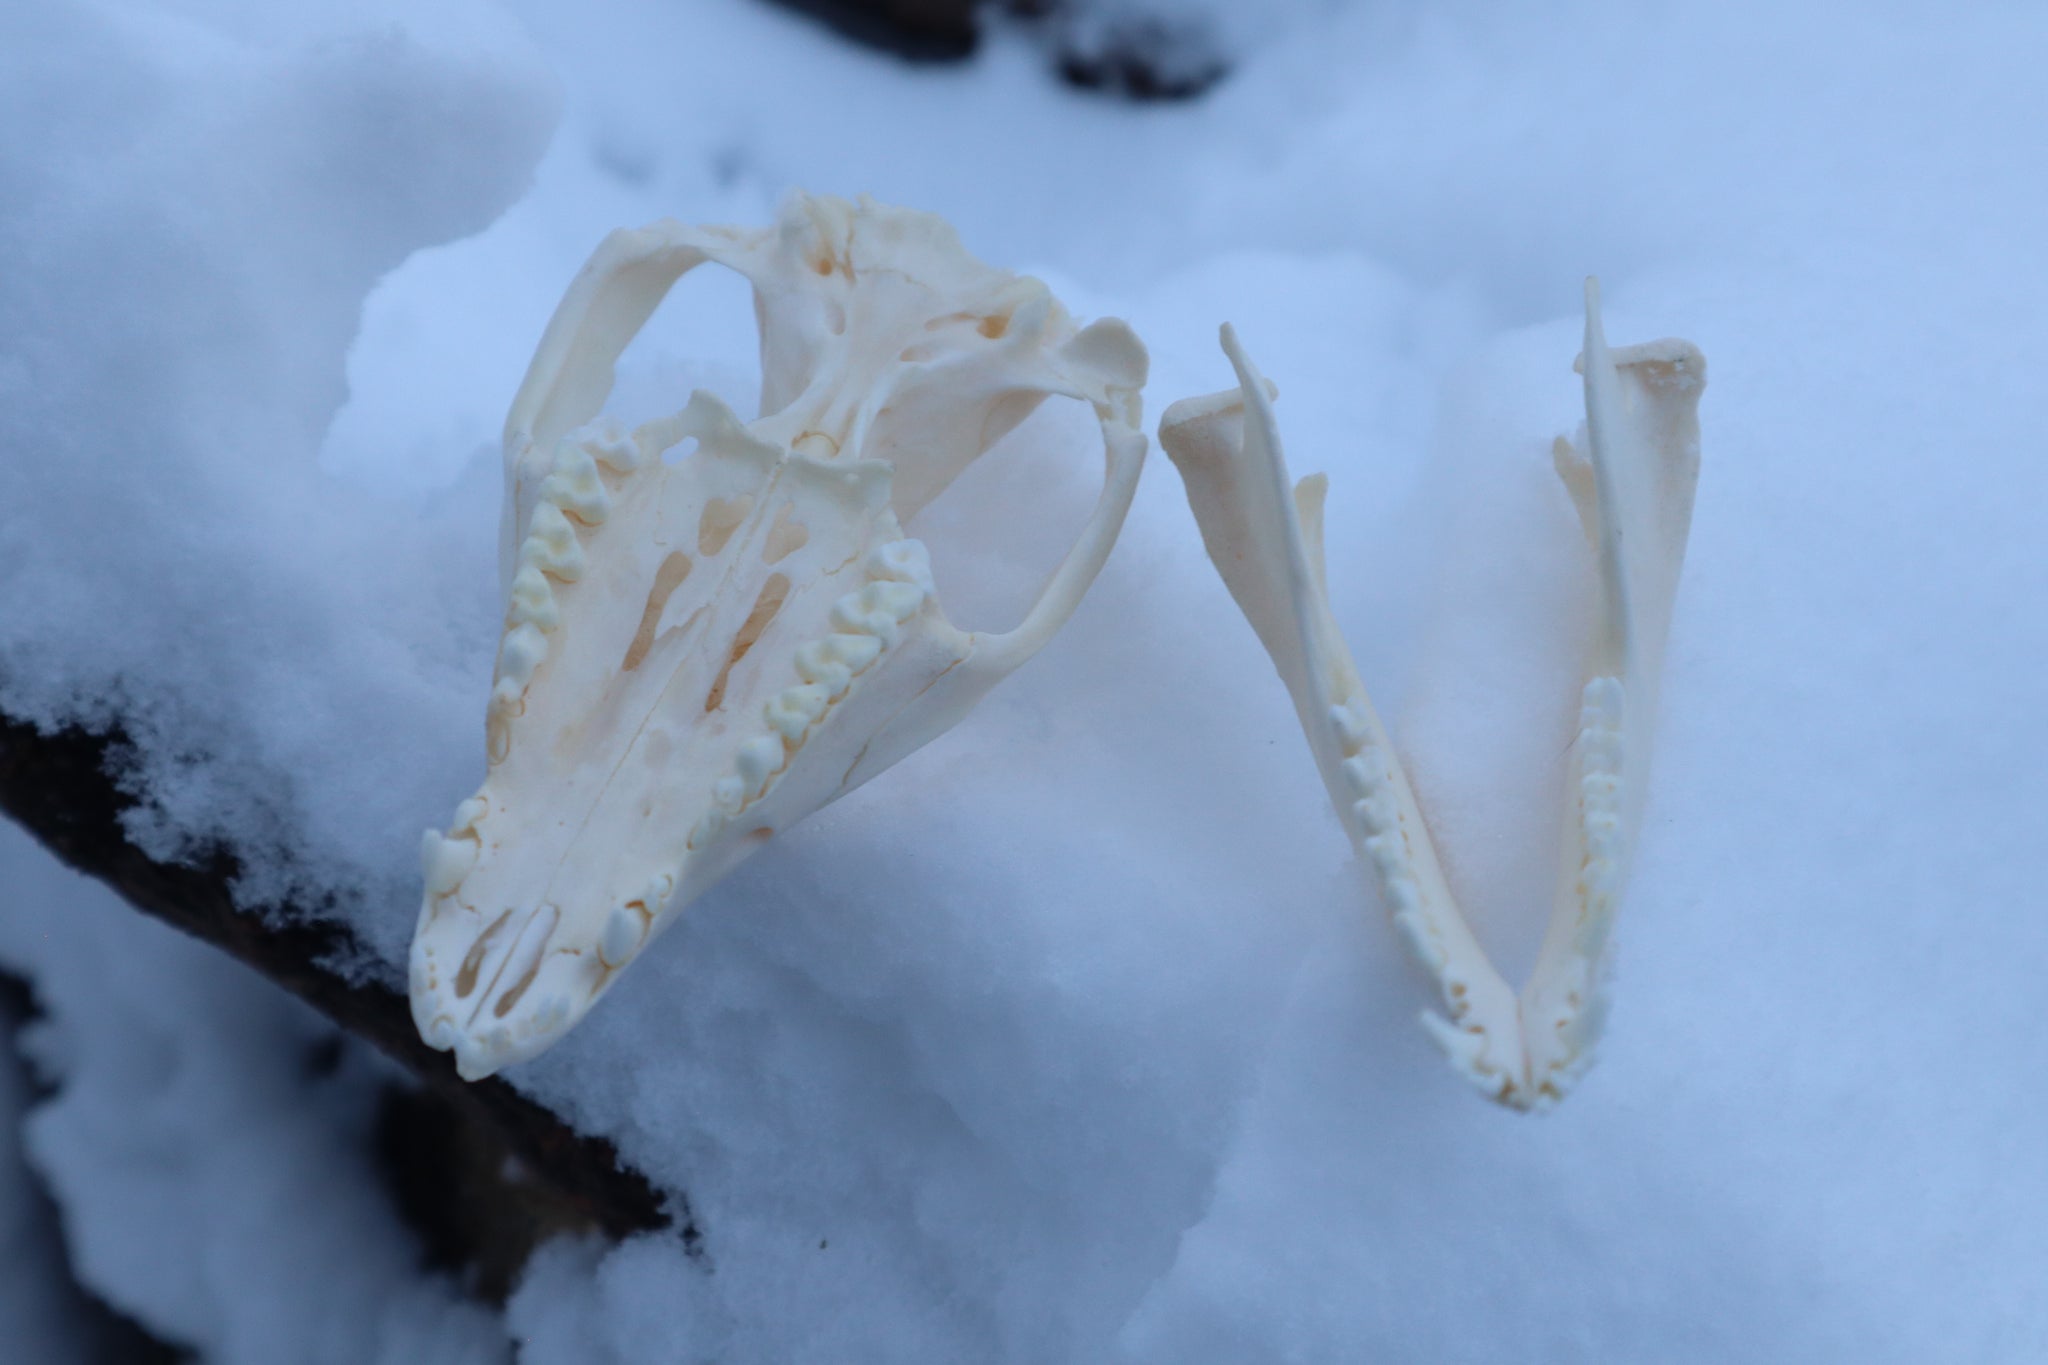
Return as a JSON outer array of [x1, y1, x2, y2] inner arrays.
[[687, 540, 929, 852], [1575, 675, 1628, 913], [490, 433, 640, 759], [1337, 731, 1462, 1002]]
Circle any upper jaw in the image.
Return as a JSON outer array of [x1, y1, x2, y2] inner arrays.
[[413, 193, 1150, 1080]]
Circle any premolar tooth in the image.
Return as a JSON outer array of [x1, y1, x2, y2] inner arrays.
[[765, 683, 831, 742], [826, 632, 884, 674], [450, 797, 488, 834], [713, 775, 745, 813], [735, 734, 786, 795], [688, 809, 724, 850]]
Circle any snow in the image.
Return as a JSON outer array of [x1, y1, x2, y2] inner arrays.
[[4, 0, 2046, 1360]]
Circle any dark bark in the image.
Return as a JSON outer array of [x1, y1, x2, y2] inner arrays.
[[0, 710, 687, 1296]]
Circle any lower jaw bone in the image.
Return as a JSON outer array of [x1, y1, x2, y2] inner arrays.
[[411, 194, 1149, 1081], [1157, 280, 1704, 1111]]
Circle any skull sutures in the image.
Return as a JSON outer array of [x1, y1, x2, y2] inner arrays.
[[412, 194, 1148, 1080]]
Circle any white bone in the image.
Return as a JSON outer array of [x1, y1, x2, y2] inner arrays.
[[1157, 280, 1702, 1110], [412, 192, 1149, 1080]]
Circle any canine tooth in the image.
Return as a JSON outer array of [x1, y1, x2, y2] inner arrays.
[[599, 903, 649, 969], [735, 734, 786, 794], [766, 683, 831, 742], [868, 539, 934, 591], [794, 640, 854, 697], [826, 632, 884, 673], [419, 829, 478, 897]]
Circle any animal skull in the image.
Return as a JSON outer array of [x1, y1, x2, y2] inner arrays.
[[412, 194, 1149, 1081], [1158, 281, 1703, 1110]]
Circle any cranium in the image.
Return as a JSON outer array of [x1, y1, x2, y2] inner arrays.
[[412, 193, 1148, 1080], [1159, 281, 1703, 1110]]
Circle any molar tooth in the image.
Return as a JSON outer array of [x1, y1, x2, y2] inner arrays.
[[829, 592, 901, 644], [541, 450, 611, 524], [1330, 703, 1371, 755], [585, 426, 643, 473], [794, 641, 853, 698], [857, 580, 926, 623], [735, 734, 786, 795], [1339, 755, 1376, 797], [507, 564, 559, 631], [419, 829, 478, 897], [867, 539, 934, 591], [765, 683, 831, 743], [826, 632, 884, 674], [521, 504, 586, 581]]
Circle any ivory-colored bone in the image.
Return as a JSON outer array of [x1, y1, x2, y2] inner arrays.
[[1158, 281, 1703, 1110], [412, 193, 1149, 1081]]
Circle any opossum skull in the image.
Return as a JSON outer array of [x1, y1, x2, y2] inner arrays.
[[412, 194, 1148, 1080]]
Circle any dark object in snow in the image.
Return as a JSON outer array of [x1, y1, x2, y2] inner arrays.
[[759, 0, 981, 61], [755, 0, 1231, 99], [1040, 4, 1229, 100], [0, 709, 684, 1286]]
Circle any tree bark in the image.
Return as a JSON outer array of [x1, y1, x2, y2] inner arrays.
[[0, 709, 687, 1298]]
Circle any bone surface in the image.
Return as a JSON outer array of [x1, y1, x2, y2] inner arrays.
[[412, 193, 1148, 1081], [1157, 282, 1703, 1110]]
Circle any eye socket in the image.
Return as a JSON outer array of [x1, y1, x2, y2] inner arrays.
[[907, 393, 1099, 635], [606, 265, 760, 432]]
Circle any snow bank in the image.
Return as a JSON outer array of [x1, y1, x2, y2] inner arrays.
[[2, 0, 2044, 1360]]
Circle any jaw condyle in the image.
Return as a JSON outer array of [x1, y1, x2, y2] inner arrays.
[[412, 194, 1148, 1081], [1158, 282, 1704, 1110]]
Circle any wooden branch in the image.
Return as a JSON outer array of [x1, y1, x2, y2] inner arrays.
[[0, 708, 689, 1293]]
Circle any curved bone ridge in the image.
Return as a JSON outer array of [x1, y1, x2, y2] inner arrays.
[[413, 193, 1149, 1080], [1157, 280, 1702, 1110]]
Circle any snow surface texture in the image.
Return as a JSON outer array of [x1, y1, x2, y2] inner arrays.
[[3, 0, 2046, 1360]]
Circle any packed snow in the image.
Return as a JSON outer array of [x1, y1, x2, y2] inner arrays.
[[2, 0, 2044, 1360]]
